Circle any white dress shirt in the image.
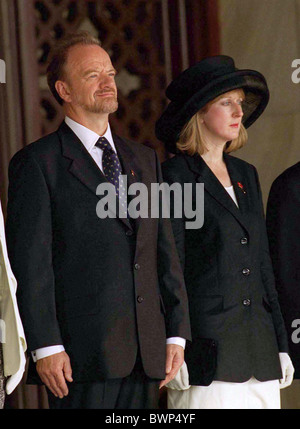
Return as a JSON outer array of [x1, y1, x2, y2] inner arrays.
[[32, 117, 185, 362]]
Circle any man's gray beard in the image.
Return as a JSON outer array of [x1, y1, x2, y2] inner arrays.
[[85, 97, 118, 114]]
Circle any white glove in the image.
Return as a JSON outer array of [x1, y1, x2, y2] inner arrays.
[[166, 361, 191, 390], [279, 352, 294, 389]]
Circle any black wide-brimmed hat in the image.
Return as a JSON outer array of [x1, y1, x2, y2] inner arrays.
[[155, 55, 269, 153]]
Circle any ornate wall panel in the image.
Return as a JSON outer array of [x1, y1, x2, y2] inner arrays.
[[33, 0, 169, 158], [32, 0, 219, 159]]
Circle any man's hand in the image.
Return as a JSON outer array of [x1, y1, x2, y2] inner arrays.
[[159, 344, 184, 389], [36, 351, 73, 398]]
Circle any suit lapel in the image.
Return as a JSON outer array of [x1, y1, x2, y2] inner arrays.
[[112, 134, 142, 189], [113, 134, 143, 231], [224, 153, 250, 216], [58, 122, 133, 230], [184, 153, 250, 234]]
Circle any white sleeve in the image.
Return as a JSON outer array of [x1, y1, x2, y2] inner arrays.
[[166, 337, 186, 349], [32, 345, 65, 362]]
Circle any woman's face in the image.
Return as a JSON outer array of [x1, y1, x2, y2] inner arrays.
[[200, 89, 245, 146]]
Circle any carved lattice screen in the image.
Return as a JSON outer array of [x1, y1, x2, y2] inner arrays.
[[34, 0, 169, 156]]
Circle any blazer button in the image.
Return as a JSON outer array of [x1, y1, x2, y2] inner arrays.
[[242, 268, 250, 276], [137, 296, 144, 303], [134, 263, 140, 270], [126, 230, 133, 236], [240, 237, 248, 245], [242, 299, 251, 306]]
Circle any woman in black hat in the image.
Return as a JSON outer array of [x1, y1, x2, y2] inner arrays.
[[156, 55, 294, 409]]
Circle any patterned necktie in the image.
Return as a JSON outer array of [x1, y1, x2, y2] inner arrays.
[[95, 137, 122, 196], [95, 137, 127, 216]]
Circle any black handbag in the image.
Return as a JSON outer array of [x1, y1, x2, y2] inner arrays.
[[185, 338, 218, 386]]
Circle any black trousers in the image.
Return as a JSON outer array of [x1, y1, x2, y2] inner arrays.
[[47, 355, 160, 409]]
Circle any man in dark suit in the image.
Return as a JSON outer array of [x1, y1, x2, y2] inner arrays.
[[5, 31, 191, 409], [267, 163, 300, 380]]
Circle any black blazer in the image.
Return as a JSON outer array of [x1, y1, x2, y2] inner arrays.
[[162, 152, 288, 384], [5, 122, 191, 383], [266, 162, 300, 378]]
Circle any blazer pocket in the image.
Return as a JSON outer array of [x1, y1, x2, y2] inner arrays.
[[262, 296, 272, 313], [62, 294, 99, 319], [197, 295, 223, 315]]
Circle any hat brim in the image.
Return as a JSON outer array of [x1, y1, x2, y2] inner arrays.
[[155, 70, 269, 153]]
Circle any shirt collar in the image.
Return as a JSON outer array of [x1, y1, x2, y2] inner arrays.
[[64, 116, 116, 153]]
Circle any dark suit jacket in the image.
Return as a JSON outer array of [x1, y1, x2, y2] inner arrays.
[[266, 162, 300, 378], [5, 122, 191, 383], [162, 152, 288, 384]]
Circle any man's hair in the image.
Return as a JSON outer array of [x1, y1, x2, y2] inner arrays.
[[46, 31, 102, 105]]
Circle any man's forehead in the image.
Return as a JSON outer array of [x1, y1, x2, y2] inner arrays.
[[66, 44, 113, 70]]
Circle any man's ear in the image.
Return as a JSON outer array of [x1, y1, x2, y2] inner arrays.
[[55, 80, 72, 103]]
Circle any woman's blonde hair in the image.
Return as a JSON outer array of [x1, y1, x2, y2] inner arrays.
[[176, 90, 248, 156]]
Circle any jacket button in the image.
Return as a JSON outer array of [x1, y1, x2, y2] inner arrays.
[[242, 268, 250, 276], [134, 263, 140, 270], [126, 230, 133, 236], [243, 299, 251, 306], [137, 296, 144, 303], [240, 237, 248, 245]]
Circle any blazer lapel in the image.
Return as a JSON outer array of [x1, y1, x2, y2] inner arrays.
[[59, 121, 106, 193], [184, 153, 250, 234], [113, 134, 143, 231], [224, 153, 250, 216], [113, 134, 142, 189], [58, 122, 133, 231]]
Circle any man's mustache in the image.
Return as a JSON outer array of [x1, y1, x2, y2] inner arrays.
[[95, 88, 117, 96]]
